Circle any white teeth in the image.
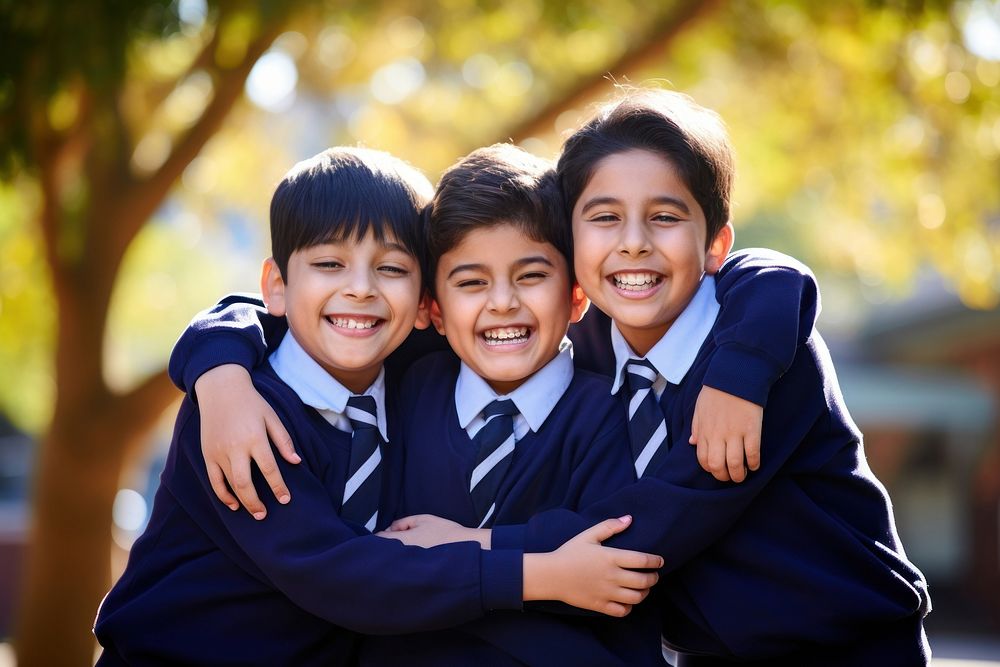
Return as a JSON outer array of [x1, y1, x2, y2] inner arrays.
[[613, 272, 660, 291], [330, 317, 378, 329], [483, 327, 530, 345]]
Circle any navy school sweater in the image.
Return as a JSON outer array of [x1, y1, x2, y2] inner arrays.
[[360, 352, 663, 666], [94, 363, 522, 667], [491, 332, 932, 661]]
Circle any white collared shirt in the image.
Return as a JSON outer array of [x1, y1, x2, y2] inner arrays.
[[269, 331, 389, 441], [456, 342, 575, 442], [610, 275, 720, 397]]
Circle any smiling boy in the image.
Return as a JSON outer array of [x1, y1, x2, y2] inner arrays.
[[485, 89, 931, 664], [361, 144, 662, 665]]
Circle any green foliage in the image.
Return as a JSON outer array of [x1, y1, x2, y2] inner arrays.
[[1, 0, 998, 433]]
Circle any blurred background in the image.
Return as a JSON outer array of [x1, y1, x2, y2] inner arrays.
[[1, 0, 998, 665]]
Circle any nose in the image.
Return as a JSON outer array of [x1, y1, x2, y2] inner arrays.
[[618, 215, 652, 258], [343, 266, 377, 301], [487, 279, 519, 313]]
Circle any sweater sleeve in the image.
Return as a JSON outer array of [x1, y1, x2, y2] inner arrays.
[[706, 248, 819, 407], [497, 348, 830, 566], [167, 293, 289, 396], [165, 398, 523, 635]]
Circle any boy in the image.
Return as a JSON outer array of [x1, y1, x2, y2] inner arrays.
[[361, 144, 663, 665], [469, 89, 930, 664], [93, 147, 661, 666]]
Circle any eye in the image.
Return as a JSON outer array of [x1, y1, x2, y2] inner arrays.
[[378, 264, 409, 276], [651, 212, 682, 224], [588, 212, 621, 224], [456, 279, 487, 288], [312, 260, 344, 270], [518, 271, 548, 283]]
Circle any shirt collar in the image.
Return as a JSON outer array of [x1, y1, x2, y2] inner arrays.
[[455, 342, 575, 433], [269, 331, 389, 441], [610, 275, 720, 393]]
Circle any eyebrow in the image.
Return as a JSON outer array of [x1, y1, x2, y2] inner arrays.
[[580, 195, 691, 215], [446, 255, 556, 280]]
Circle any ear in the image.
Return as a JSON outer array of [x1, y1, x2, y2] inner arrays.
[[260, 257, 287, 317], [413, 290, 432, 330], [428, 299, 446, 335], [568, 283, 591, 324], [704, 222, 735, 275]]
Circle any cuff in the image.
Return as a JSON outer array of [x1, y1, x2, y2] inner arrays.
[[702, 343, 784, 408], [490, 524, 526, 551], [181, 335, 262, 399], [480, 549, 523, 610]]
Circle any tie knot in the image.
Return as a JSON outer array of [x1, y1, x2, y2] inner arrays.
[[625, 358, 658, 392], [346, 395, 378, 430], [483, 398, 518, 419]]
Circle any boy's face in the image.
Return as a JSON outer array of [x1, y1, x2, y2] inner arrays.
[[261, 230, 429, 393], [430, 224, 588, 395], [571, 149, 733, 356]]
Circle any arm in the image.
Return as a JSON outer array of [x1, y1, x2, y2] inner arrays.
[[690, 249, 819, 482], [494, 352, 828, 570], [169, 400, 659, 632], [169, 294, 295, 516], [167, 398, 516, 634]]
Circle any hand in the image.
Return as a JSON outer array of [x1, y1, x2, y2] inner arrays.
[[523, 516, 662, 617], [195, 364, 300, 519], [689, 385, 763, 483], [377, 514, 490, 548]]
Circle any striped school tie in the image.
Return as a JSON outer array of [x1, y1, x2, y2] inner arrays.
[[624, 358, 669, 478], [341, 395, 382, 532], [469, 399, 518, 529]]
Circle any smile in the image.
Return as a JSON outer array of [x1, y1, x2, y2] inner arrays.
[[482, 326, 531, 346], [325, 315, 383, 330], [611, 271, 663, 292]]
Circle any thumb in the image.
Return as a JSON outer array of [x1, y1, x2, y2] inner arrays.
[[580, 515, 632, 544]]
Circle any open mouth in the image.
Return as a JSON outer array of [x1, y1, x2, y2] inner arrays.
[[610, 271, 663, 292], [325, 315, 383, 331], [481, 326, 531, 347]]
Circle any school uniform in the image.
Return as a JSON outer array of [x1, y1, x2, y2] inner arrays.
[[95, 333, 522, 667], [360, 347, 664, 667], [491, 274, 932, 664]]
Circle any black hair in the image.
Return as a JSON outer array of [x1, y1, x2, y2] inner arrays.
[[558, 88, 734, 246], [427, 143, 571, 295], [270, 146, 433, 279]]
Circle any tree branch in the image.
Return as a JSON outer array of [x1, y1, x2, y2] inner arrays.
[[111, 368, 182, 447], [119, 21, 286, 240], [504, 0, 726, 143]]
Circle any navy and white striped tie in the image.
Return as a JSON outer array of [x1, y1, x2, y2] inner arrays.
[[469, 399, 518, 528], [341, 395, 382, 532], [624, 358, 669, 478]]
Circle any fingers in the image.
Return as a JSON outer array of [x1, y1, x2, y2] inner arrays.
[[252, 442, 290, 505], [207, 464, 239, 511], [264, 406, 301, 465], [228, 457, 267, 520], [580, 516, 632, 544], [615, 568, 659, 591], [745, 430, 761, 472], [612, 549, 663, 571], [727, 437, 748, 483], [705, 437, 732, 482], [389, 517, 417, 531], [602, 602, 632, 618]]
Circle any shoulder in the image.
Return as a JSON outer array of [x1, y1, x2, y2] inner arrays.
[[720, 247, 814, 277]]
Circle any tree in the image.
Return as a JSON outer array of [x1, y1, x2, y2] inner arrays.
[[1, 2, 302, 664]]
